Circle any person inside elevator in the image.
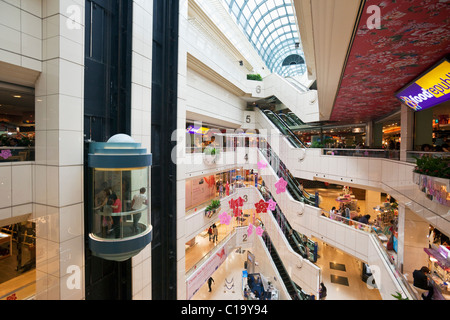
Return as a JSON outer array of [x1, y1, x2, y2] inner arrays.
[[109, 193, 122, 238], [131, 187, 148, 234]]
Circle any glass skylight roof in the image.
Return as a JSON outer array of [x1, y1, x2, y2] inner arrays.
[[221, 0, 306, 77]]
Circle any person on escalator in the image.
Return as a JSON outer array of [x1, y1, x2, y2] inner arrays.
[[413, 267, 434, 300]]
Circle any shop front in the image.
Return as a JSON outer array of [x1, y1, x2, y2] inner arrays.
[[0, 220, 36, 300], [0, 85, 35, 163]]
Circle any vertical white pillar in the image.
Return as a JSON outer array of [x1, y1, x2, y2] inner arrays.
[[401, 206, 429, 281], [365, 190, 380, 216], [400, 104, 414, 162], [34, 0, 85, 300], [130, 0, 153, 300], [176, 0, 189, 300]]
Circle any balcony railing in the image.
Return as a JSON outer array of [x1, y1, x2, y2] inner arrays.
[[322, 148, 400, 160]]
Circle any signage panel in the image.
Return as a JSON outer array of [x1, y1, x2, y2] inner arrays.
[[395, 58, 450, 111]]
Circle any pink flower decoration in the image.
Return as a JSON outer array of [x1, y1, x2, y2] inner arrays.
[[219, 212, 232, 226], [255, 226, 264, 237], [267, 199, 277, 211], [275, 177, 288, 194], [0, 150, 12, 160], [257, 161, 267, 171], [247, 224, 254, 236]]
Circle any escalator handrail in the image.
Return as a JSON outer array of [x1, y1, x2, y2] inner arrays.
[[258, 187, 310, 261], [260, 143, 316, 206], [262, 144, 316, 206], [262, 110, 307, 149], [261, 232, 302, 300]]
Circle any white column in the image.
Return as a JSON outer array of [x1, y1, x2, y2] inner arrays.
[[401, 206, 429, 281], [365, 190, 380, 217], [176, 0, 189, 300], [400, 104, 414, 162], [34, 1, 85, 300], [130, 0, 153, 300]]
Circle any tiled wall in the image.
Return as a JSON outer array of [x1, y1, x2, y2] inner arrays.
[[0, 0, 85, 300], [34, 0, 85, 300], [130, 0, 153, 300], [0, 0, 42, 71]]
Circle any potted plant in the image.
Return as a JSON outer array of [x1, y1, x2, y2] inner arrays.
[[247, 74, 263, 81], [205, 199, 221, 218], [203, 145, 220, 164]]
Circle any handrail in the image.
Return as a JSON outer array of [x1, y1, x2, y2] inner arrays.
[[259, 144, 316, 206], [185, 228, 236, 278], [262, 110, 307, 149], [322, 148, 400, 160]]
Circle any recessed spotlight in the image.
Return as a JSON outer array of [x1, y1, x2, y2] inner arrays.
[[13, 95, 22, 98]]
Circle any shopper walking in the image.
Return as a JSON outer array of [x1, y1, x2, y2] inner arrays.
[[208, 277, 215, 292], [213, 224, 218, 243], [208, 226, 213, 241]]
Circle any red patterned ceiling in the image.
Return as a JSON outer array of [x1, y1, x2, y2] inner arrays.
[[330, 0, 450, 123]]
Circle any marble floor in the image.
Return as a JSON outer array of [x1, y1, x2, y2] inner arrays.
[[313, 239, 382, 300]]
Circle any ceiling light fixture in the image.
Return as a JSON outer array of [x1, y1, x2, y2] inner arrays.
[[13, 95, 22, 98]]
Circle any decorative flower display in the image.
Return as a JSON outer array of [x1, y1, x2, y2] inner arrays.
[[267, 199, 277, 211], [229, 198, 237, 210], [247, 224, 254, 236], [255, 226, 264, 237], [219, 212, 232, 226], [257, 161, 267, 171], [236, 197, 244, 207], [0, 150, 12, 160], [254, 199, 269, 213], [275, 177, 288, 194]]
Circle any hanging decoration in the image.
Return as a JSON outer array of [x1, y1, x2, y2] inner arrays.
[[267, 199, 277, 211], [257, 160, 268, 171], [255, 226, 264, 237], [247, 223, 264, 237], [275, 177, 288, 194], [254, 199, 269, 214], [0, 149, 12, 160], [236, 197, 244, 207], [219, 211, 232, 225], [247, 224, 254, 236], [229, 198, 237, 210]]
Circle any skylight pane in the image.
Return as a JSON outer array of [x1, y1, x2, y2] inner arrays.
[[221, 0, 305, 77]]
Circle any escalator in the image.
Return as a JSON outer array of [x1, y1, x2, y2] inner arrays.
[[259, 142, 317, 207], [287, 112, 304, 126], [260, 231, 304, 300], [278, 112, 304, 128], [258, 187, 318, 263], [262, 109, 306, 149]]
